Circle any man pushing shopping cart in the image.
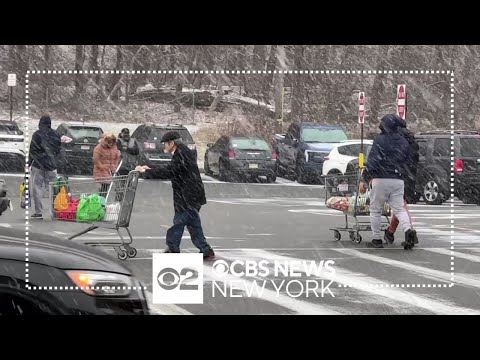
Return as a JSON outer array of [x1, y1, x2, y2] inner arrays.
[[360, 114, 419, 249]]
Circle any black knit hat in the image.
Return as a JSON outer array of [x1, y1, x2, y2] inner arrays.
[[161, 131, 181, 143]]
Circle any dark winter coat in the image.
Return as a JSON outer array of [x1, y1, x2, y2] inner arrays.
[[28, 117, 62, 171], [363, 114, 410, 182], [116, 136, 139, 173], [166, 143, 206, 212]]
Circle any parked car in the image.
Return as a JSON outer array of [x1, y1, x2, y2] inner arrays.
[[131, 123, 196, 178], [415, 130, 480, 205], [204, 135, 277, 182], [0, 120, 25, 173], [322, 139, 373, 176], [0, 179, 10, 216], [274, 122, 348, 183], [0, 227, 149, 315], [56, 122, 104, 175]]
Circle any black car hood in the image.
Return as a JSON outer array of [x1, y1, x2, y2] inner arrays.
[[0, 228, 131, 275]]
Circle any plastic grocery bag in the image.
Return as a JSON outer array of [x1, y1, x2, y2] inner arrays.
[[326, 196, 349, 212], [104, 202, 121, 222], [76, 193, 106, 222], [52, 176, 70, 197], [54, 186, 69, 211], [19, 182, 28, 209]]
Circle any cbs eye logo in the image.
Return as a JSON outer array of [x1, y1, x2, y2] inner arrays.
[[157, 267, 199, 291]]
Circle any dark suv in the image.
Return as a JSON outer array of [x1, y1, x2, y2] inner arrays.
[[131, 123, 197, 178], [274, 122, 348, 183], [415, 130, 480, 205], [56, 122, 104, 175]]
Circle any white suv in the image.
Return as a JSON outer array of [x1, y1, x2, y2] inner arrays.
[[322, 139, 373, 176], [0, 120, 25, 173]]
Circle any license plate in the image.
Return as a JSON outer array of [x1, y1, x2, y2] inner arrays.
[[338, 183, 349, 192], [81, 145, 90, 150], [249, 163, 258, 169]]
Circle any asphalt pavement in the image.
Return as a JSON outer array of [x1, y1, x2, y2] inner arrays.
[[1, 172, 480, 315]]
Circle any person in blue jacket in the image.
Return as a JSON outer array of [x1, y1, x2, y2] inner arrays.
[[361, 114, 418, 249]]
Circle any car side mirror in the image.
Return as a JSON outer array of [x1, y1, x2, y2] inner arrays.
[[292, 138, 299, 146]]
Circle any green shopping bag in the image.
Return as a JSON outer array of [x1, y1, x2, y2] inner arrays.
[[75, 193, 106, 222], [52, 176, 69, 197]]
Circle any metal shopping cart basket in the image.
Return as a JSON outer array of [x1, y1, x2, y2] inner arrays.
[[324, 169, 391, 244], [49, 162, 141, 260]]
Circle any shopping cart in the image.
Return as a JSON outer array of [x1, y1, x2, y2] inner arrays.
[[324, 169, 391, 244], [49, 161, 141, 260]]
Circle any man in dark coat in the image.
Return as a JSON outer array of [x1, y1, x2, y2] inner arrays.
[[28, 115, 61, 219], [361, 114, 418, 249], [159, 131, 215, 260], [384, 117, 419, 244], [116, 128, 140, 175]]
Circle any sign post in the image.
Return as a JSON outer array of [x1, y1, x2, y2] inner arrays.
[[396, 84, 407, 120], [358, 92, 365, 168], [7, 74, 17, 122]]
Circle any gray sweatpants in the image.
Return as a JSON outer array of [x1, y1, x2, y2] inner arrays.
[[30, 166, 57, 215], [370, 178, 412, 239]]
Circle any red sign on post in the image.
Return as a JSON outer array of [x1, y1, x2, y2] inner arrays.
[[396, 84, 406, 120], [358, 92, 365, 124]]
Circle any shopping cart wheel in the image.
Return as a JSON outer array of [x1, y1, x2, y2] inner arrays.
[[127, 247, 137, 258], [333, 230, 341, 241], [351, 232, 362, 244], [117, 250, 128, 260]]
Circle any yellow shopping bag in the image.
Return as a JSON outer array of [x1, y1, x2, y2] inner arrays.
[[54, 186, 69, 211]]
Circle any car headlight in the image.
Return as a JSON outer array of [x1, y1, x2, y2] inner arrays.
[[66, 270, 133, 297], [188, 144, 196, 151]]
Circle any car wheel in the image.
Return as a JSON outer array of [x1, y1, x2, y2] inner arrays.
[[204, 155, 212, 176], [327, 169, 342, 176], [296, 163, 307, 184], [460, 192, 478, 204], [422, 175, 444, 205], [266, 174, 277, 183], [276, 159, 286, 177], [219, 160, 231, 182]]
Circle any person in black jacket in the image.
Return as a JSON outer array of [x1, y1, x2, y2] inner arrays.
[[158, 131, 215, 260], [28, 115, 61, 219], [384, 117, 419, 245], [116, 128, 140, 175], [361, 114, 418, 249]]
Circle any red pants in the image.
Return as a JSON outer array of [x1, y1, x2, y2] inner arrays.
[[388, 200, 413, 233]]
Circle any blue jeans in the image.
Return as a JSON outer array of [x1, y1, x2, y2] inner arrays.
[[166, 208, 211, 255]]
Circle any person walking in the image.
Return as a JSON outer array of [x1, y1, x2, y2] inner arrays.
[[116, 128, 139, 175], [361, 114, 418, 249], [93, 133, 120, 198], [158, 131, 215, 260], [28, 115, 62, 219], [384, 117, 419, 245]]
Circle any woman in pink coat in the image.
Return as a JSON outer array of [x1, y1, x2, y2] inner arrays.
[[93, 133, 120, 198]]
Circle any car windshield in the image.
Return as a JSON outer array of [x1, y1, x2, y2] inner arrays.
[[301, 127, 348, 143], [0, 124, 21, 135], [68, 127, 103, 138], [460, 137, 480, 157], [151, 129, 194, 142], [231, 138, 271, 151]]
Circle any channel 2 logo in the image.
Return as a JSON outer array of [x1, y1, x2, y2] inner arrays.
[[152, 253, 204, 304]]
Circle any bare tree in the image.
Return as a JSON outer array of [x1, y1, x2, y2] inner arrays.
[[74, 45, 85, 99], [43, 45, 52, 108], [90, 45, 101, 99]]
